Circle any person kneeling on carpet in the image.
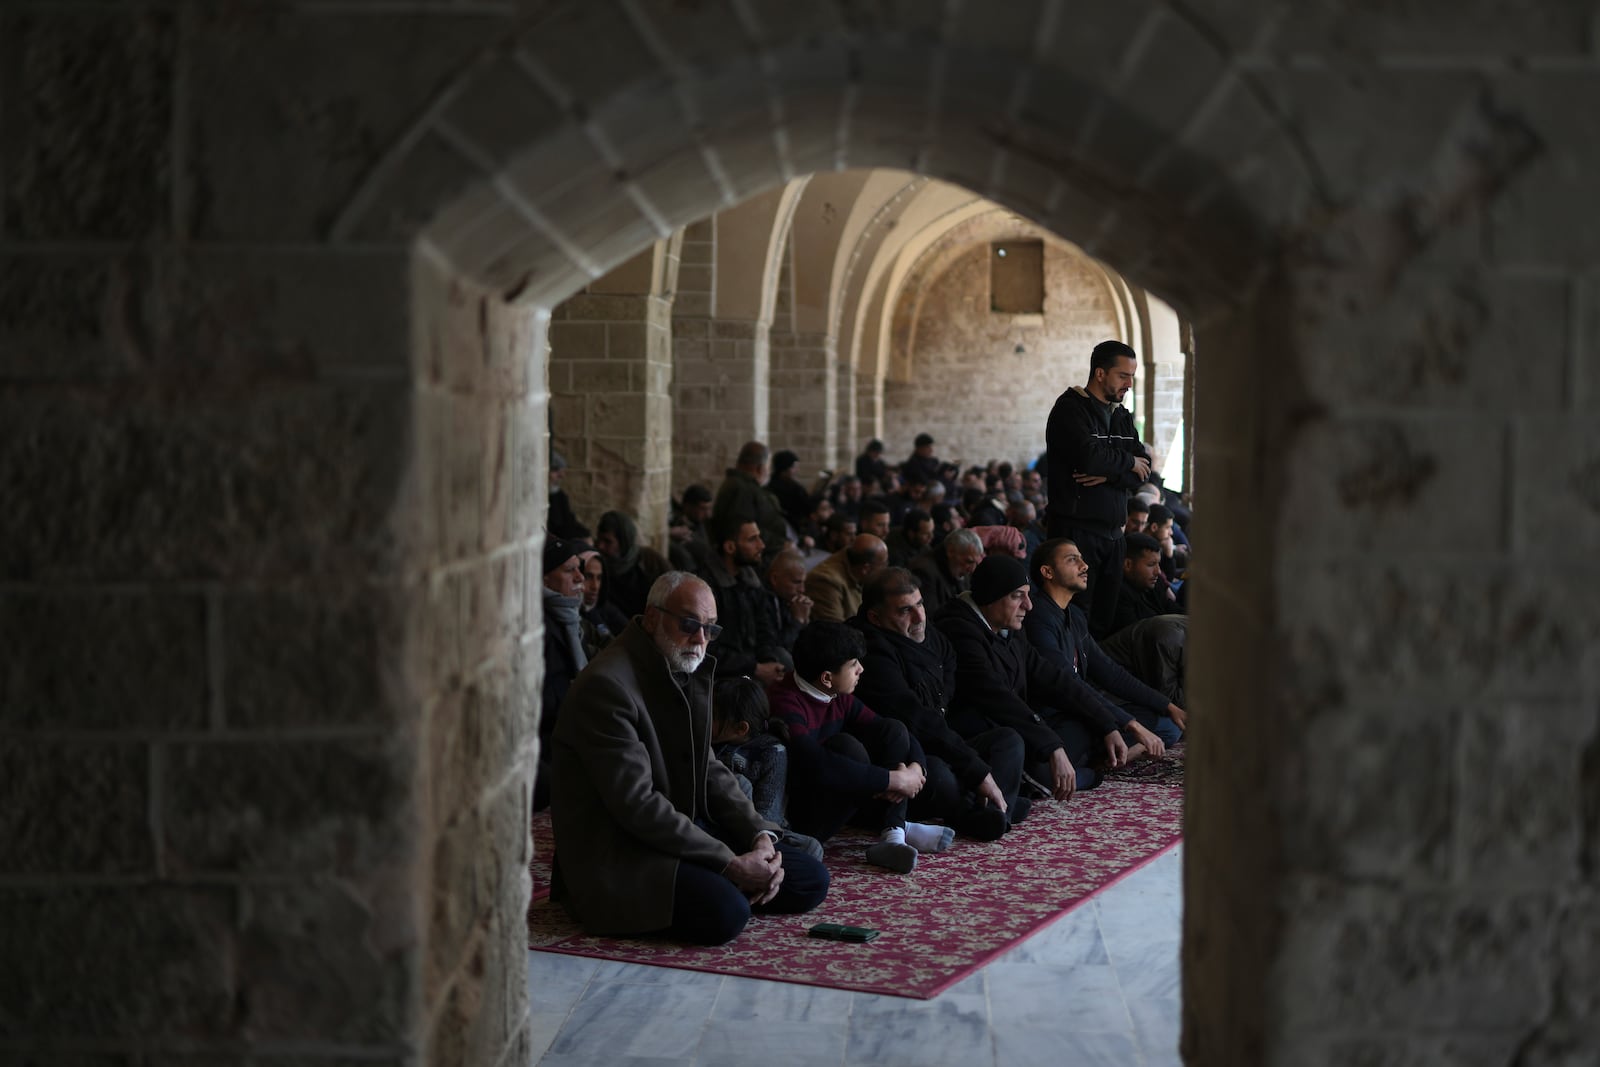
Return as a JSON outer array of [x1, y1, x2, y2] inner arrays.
[[769, 620, 955, 874], [550, 571, 830, 945]]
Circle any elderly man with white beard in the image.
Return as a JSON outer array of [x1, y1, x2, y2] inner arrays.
[[549, 571, 830, 945]]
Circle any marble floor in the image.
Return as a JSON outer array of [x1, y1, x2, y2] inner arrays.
[[526, 843, 1184, 1066]]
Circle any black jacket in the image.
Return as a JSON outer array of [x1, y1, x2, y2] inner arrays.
[[1110, 577, 1184, 636], [849, 613, 993, 790], [704, 561, 783, 676], [1044, 386, 1149, 531], [1023, 595, 1163, 716], [930, 595, 1123, 764], [908, 547, 962, 615]]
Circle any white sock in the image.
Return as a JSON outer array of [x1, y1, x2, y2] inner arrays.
[[904, 821, 955, 853], [879, 826, 907, 846]]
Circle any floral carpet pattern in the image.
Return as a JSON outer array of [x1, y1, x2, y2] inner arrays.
[[527, 750, 1184, 999]]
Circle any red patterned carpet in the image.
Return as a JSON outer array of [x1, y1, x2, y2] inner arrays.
[[527, 752, 1183, 999]]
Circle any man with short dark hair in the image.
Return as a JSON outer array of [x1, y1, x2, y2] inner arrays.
[[704, 517, 788, 684], [1027, 538, 1185, 745], [821, 512, 856, 554], [551, 573, 829, 944], [766, 449, 815, 536], [1007, 498, 1045, 558], [855, 438, 888, 488], [1103, 533, 1188, 709], [1045, 339, 1154, 638], [908, 527, 984, 615], [885, 507, 934, 568], [1125, 497, 1150, 536], [857, 498, 892, 542], [805, 534, 889, 622], [712, 441, 789, 556], [852, 568, 1028, 840], [668, 483, 715, 573], [903, 432, 941, 486], [1111, 533, 1182, 632]]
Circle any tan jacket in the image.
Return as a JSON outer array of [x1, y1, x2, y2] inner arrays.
[[804, 550, 863, 623], [549, 621, 776, 934]]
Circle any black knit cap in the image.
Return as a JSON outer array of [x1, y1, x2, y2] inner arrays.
[[543, 537, 585, 576], [970, 555, 1029, 606]]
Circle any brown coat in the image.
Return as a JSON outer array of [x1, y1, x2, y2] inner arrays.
[[804, 549, 863, 623], [549, 620, 777, 935]]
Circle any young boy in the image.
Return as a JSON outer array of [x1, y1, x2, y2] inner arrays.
[[711, 676, 789, 826], [768, 621, 955, 873]]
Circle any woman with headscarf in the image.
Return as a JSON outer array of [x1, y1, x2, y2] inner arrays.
[[594, 510, 672, 619]]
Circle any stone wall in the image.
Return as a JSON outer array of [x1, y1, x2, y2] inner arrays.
[[883, 242, 1120, 469], [410, 251, 542, 1067], [550, 291, 674, 546]]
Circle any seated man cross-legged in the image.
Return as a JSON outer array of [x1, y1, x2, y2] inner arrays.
[[550, 571, 829, 945], [769, 621, 956, 874]]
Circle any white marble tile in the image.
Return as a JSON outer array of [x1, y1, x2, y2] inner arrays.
[[547, 978, 720, 1059], [984, 962, 1132, 1032], [528, 1011, 571, 1063], [849, 987, 989, 1022], [589, 959, 728, 989], [527, 951, 599, 1015], [712, 974, 856, 1023], [995, 905, 1108, 966], [993, 1025, 1145, 1066], [845, 1001, 996, 1067], [1129, 996, 1183, 1064], [1109, 939, 1183, 1002], [698, 1018, 848, 1066]]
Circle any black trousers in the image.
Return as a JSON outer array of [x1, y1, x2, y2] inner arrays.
[[663, 843, 831, 945], [1047, 521, 1125, 639], [788, 717, 913, 841], [909, 727, 1026, 822]]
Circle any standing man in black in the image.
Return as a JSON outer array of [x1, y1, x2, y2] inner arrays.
[[1044, 340, 1152, 638]]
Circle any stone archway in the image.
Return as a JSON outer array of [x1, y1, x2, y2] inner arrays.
[[9, 3, 1591, 1065]]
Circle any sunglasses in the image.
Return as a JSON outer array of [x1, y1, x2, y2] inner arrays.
[[661, 608, 723, 641]]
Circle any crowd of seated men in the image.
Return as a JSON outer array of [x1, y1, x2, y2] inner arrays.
[[538, 360, 1193, 945]]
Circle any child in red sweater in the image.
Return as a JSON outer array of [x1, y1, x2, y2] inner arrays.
[[768, 621, 955, 873]]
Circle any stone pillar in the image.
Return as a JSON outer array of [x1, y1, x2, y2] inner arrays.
[[835, 358, 859, 469], [768, 330, 838, 472], [857, 370, 883, 446], [548, 291, 675, 547], [410, 251, 543, 1067], [672, 217, 769, 493]]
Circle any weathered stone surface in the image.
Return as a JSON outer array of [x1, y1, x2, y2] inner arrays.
[[0, 886, 235, 1039], [0, 591, 208, 730], [1282, 1031, 1531, 1067], [1276, 881, 1553, 1030], [2, 9, 174, 238], [1458, 702, 1594, 885], [1295, 271, 1568, 411], [0, 384, 409, 582], [428, 666, 518, 831], [186, 11, 498, 240], [222, 587, 400, 729], [0, 253, 130, 381], [1279, 414, 1506, 551], [162, 739, 409, 875], [0, 740, 151, 875], [1515, 416, 1600, 556], [235, 880, 412, 1043], [1286, 707, 1453, 882]]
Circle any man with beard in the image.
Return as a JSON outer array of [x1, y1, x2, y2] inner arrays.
[[703, 517, 788, 684], [1025, 538, 1184, 748], [550, 572, 830, 944], [851, 568, 1028, 841], [1044, 340, 1154, 638]]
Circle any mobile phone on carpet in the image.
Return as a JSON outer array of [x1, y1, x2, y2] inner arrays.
[[808, 922, 879, 943]]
